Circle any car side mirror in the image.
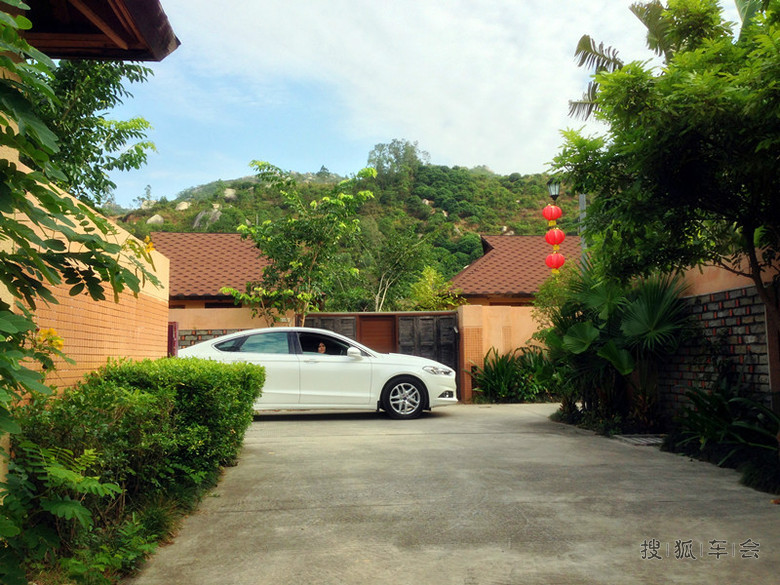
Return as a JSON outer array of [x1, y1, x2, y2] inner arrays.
[[347, 347, 362, 359]]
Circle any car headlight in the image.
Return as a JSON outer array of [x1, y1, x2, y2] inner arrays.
[[423, 365, 453, 376]]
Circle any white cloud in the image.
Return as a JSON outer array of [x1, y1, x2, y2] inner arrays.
[[160, 1, 673, 171], [110, 1, 745, 204]]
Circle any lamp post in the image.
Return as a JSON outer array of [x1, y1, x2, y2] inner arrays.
[[546, 178, 560, 202], [544, 179, 565, 274]]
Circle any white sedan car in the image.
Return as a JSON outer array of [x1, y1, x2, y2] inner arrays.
[[178, 327, 458, 419]]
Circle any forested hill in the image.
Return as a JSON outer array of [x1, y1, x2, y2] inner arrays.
[[112, 141, 579, 294]]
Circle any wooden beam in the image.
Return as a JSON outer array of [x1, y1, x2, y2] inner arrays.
[[68, 0, 130, 50]]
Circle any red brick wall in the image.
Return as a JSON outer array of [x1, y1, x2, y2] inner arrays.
[[178, 328, 244, 349], [657, 286, 770, 420]]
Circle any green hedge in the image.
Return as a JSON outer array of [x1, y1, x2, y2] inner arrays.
[[4, 357, 264, 585], [19, 358, 264, 493]]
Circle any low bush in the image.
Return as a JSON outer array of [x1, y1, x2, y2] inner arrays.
[[662, 383, 780, 494], [3, 357, 265, 585], [470, 347, 548, 403]]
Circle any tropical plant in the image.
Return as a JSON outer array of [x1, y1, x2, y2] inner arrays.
[[31, 60, 155, 207], [0, 442, 123, 585], [470, 348, 522, 402], [568, 0, 761, 119], [674, 386, 780, 465], [404, 266, 467, 311], [469, 347, 545, 403], [534, 259, 694, 431], [554, 0, 780, 382], [222, 161, 375, 325]]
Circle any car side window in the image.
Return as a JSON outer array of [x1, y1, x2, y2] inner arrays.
[[239, 332, 291, 354], [214, 338, 242, 352], [298, 332, 350, 356], [215, 332, 291, 354]]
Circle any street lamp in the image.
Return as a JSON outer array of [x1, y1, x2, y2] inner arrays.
[[546, 178, 561, 202]]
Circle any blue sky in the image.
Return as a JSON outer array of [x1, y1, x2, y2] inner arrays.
[[107, 0, 741, 209]]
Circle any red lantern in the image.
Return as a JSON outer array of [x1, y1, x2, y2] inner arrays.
[[545, 252, 566, 271], [545, 228, 566, 246], [542, 204, 562, 223]]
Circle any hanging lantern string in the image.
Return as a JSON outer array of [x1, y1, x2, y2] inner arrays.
[[542, 204, 565, 273]]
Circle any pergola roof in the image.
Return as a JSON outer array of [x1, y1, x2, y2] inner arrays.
[[22, 0, 179, 61]]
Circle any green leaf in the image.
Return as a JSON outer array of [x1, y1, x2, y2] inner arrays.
[[597, 340, 635, 375], [0, 409, 22, 434], [0, 515, 21, 537], [562, 322, 601, 354], [42, 238, 66, 251], [40, 497, 92, 528], [13, 368, 51, 394], [0, 310, 34, 334]]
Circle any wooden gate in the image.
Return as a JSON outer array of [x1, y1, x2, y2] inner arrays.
[[305, 312, 459, 379]]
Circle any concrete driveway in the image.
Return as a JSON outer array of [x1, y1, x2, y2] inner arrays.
[[125, 404, 779, 585]]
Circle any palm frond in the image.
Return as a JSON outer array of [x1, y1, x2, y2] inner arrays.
[[630, 1, 674, 60], [570, 35, 624, 120], [621, 274, 691, 356], [735, 0, 765, 41], [574, 35, 624, 72], [568, 81, 600, 119]]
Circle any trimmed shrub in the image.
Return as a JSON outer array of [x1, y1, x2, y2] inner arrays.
[[19, 358, 264, 495], [93, 358, 264, 472], [6, 357, 264, 584]]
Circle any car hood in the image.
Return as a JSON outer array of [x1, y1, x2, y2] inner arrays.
[[378, 352, 450, 369]]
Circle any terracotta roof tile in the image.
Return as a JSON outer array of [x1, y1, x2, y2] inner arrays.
[[151, 232, 268, 298], [451, 235, 582, 296]]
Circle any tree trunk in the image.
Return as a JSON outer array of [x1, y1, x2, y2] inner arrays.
[[743, 233, 780, 414]]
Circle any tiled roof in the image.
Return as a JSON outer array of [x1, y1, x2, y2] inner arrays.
[[451, 235, 582, 296], [151, 232, 268, 298]]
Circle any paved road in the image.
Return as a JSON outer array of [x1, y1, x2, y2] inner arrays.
[[125, 404, 779, 585]]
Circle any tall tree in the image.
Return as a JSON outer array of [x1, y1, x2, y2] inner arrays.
[[569, 0, 760, 119], [367, 138, 430, 194], [223, 161, 375, 325], [360, 225, 429, 311], [32, 60, 155, 207], [553, 0, 780, 394], [404, 266, 466, 311]]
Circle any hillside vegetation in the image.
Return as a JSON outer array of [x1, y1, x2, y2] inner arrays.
[[112, 141, 580, 309]]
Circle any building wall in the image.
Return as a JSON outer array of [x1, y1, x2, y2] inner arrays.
[[458, 304, 538, 402], [461, 295, 534, 306], [682, 264, 757, 296], [34, 283, 170, 388], [657, 285, 772, 421], [170, 306, 293, 337]]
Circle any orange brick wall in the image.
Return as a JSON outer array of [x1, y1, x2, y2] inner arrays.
[[32, 284, 170, 389]]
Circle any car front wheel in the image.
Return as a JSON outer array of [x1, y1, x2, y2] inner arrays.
[[382, 377, 426, 420]]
